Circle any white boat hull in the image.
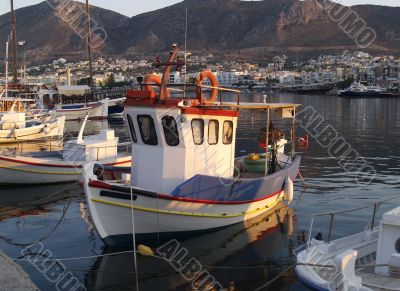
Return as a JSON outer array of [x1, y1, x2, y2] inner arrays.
[[53, 100, 108, 121], [0, 155, 131, 185], [83, 155, 300, 244], [0, 116, 65, 144]]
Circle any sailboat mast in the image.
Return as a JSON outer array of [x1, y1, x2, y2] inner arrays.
[[85, 0, 93, 89], [10, 0, 17, 83], [5, 40, 9, 98]]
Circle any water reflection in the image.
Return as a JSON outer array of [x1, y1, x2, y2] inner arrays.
[[86, 203, 297, 290]]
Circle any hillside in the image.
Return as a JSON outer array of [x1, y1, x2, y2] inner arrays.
[[1, 0, 399, 64]]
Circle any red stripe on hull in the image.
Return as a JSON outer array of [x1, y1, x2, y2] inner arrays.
[[88, 179, 282, 205], [0, 156, 131, 169]]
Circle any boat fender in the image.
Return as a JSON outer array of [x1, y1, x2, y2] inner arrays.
[[284, 176, 294, 203], [137, 244, 154, 257]]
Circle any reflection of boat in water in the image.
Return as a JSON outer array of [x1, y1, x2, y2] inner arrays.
[[86, 203, 296, 290], [0, 182, 80, 221]]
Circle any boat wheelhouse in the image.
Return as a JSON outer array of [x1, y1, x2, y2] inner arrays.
[[82, 45, 302, 244]]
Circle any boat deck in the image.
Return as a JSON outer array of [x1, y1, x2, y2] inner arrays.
[[359, 271, 400, 290]]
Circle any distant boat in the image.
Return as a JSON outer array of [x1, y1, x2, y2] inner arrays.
[[53, 99, 108, 120], [338, 81, 385, 98], [37, 86, 126, 117]]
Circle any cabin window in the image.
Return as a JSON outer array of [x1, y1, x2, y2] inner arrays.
[[191, 119, 204, 145], [126, 114, 137, 143], [395, 238, 400, 253], [208, 120, 219, 145], [162, 115, 179, 146], [137, 115, 158, 145], [223, 121, 233, 145]]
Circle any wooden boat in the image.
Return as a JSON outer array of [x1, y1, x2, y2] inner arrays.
[[53, 99, 108, 120], [296, 204, 400, 291], [82, 45, 302, 245], [0, 117, 131, 184], [0, 111, 65, 144]]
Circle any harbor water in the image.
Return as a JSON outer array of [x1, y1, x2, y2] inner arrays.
[[0, 93, 399, 290]]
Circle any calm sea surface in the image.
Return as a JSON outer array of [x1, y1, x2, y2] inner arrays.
[[0, 93, 399, 290]]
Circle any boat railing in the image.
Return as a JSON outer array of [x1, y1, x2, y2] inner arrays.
[[90, 142, 132, 161], [160, 83, 242, 104], [307, 194, 400, 249]]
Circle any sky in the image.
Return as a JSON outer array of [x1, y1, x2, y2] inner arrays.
[[0, 0, 399, 17]]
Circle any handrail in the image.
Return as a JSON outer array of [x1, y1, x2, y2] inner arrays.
[[2, 140, 132, 157], [199, 84, 241, 93], [307, 194, 400, 248]]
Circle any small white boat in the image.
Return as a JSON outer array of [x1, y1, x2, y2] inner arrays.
[[0, 117, 131, 184], [296, 203, 400, 291], [0, 111, 65, 144], [53, 99, 108, 120], [82, 45, 302, 245]]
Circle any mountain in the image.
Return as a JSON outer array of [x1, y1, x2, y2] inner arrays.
[[0, 1, 129, 63], [1, 0, 399, 64]]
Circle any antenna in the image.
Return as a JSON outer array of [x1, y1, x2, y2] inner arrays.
[[86, 0, 93, 90], [183, 0, 188, 98], [10, 0, 18, 83]]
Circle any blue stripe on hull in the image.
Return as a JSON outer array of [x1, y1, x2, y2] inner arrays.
[[108, 105, 124, 115], [295, 268, 331, 291]]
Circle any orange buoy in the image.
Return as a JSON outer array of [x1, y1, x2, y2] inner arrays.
[[196, 70, 218, 104]]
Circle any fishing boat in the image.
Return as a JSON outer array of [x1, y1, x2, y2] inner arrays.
[[296, 203, 400, 291], [38, 86, 126, 117], [0, 110, 65, 144], [0, 117, 131, 184], [53, 98, 109, 120], [82, 45, 301, 245]]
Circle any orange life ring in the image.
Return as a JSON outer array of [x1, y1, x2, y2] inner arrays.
[[196, 70, 218, 104], [144, 74, 170, 98]]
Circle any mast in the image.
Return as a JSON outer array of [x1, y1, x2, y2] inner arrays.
[[159, 45, 179, 100], [5, 40, 9, 98], [10, 0, 18, 83], [183, 0, 188, 98], [85, 0, 93, 89]]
